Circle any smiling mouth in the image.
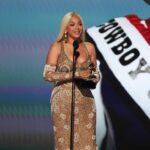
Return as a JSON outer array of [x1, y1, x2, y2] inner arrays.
[[73, 31, 81, 34]]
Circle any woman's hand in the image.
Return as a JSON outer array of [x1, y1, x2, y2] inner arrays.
[[75, 69, 92, 80]]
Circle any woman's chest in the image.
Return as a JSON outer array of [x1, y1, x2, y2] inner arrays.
[[57, 54, 91, 72]]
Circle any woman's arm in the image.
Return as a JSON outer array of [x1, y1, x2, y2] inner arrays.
[[43, 42, 91, 82], [43, 42, 73, 82], [43, 64, 92, 82]]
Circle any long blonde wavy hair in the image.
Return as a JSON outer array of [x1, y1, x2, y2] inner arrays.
[[56, 12, 85, 42]]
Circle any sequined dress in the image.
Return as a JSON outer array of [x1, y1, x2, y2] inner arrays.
[[43, 42, 100, 150]]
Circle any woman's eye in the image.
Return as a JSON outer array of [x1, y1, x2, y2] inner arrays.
[[70, 24, 74, 26], [69, 22, 82, 27]]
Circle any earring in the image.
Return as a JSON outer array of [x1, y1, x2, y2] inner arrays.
[[64, 31, 67, 43]]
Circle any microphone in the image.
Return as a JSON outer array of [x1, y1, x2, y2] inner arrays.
[[70, 40, 79, 150], [73, 40, 79, 50], [73, 40, 79, 58]]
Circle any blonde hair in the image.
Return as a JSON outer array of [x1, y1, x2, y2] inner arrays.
[[56, 12, 85, 42]]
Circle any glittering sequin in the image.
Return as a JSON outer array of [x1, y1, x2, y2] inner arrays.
[[49, 42, 98, 150]]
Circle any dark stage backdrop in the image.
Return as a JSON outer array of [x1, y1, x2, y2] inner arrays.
[[0, 0, 149, 149]]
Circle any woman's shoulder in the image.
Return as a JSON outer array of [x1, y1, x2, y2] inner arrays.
[[48, 41, 62, 54], [83, 41, 96, 54], [46, 41, 62, 64], [50, 41, 61, 50]]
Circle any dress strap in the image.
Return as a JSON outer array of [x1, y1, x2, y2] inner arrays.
[[60, 41, 67, 59], [56, 41, 64, 65], [60, 41, 65, 54], [83, 42, 90, 60]]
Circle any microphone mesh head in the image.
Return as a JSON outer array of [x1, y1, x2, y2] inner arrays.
[[73, 40, 79, 49]]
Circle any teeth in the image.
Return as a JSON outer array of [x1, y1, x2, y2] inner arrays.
[[74, 31, 80, 34]]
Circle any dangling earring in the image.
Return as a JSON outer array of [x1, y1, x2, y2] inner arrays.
[[64, 31, 67, 43]]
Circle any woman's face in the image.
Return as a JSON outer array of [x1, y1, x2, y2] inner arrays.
[[66, 16, 83, 40]]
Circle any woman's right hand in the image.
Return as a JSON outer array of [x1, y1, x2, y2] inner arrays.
[[75, 69, 91, 80]]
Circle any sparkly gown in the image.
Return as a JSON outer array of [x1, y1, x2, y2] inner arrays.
[[43, 42, 100, 150]]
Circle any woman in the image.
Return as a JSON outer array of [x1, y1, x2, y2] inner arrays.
[[43, 12, 100, 150]]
